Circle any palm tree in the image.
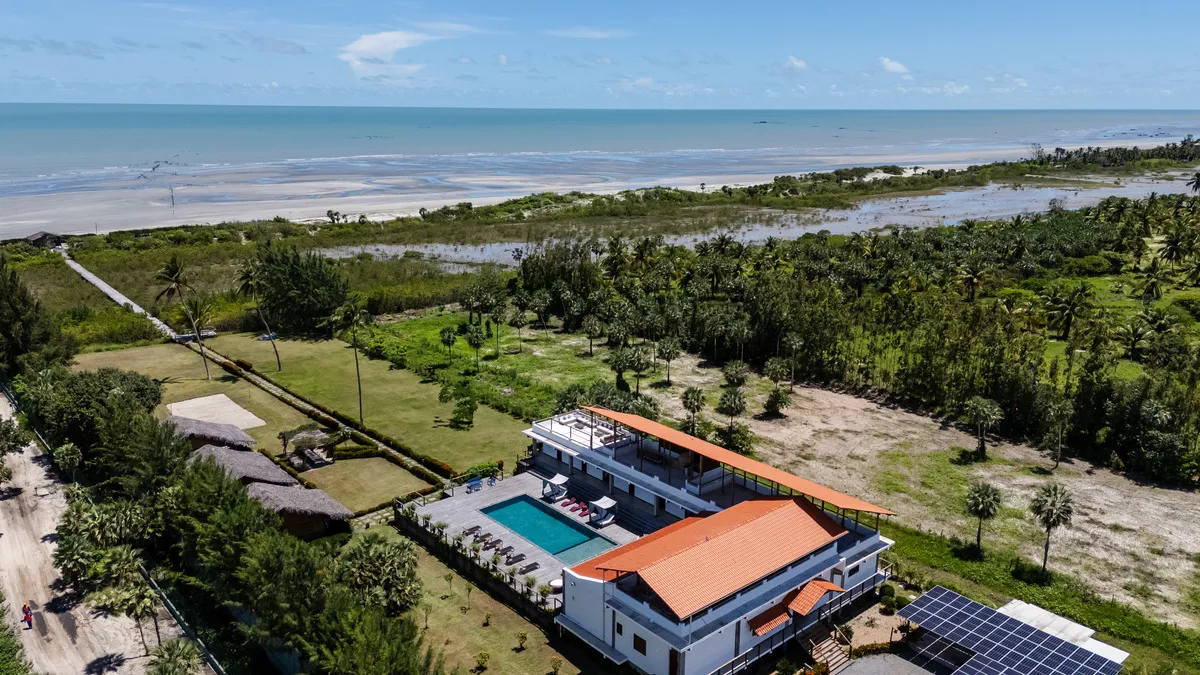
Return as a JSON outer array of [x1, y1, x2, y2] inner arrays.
[[465, 324, 485, 370], [656, 338, 681, 385], [1046, 398, 1071, 470], [1039, 281, 1094, 340], [581, 315, 603, 356], [439, 326, 457, 363], [783, 332, 803, 391], [954, 261, 988, 302], [1113, 318, 1152, 361], [717, 387, 746, 432], [1030, 483, 1074, 575], [682, 386, 704, 434], [508, 310, 528, 353], [148, 638, 201, 675], [332, 300, 373, 423], [155, 256, 210, 380], [236, 260, 282, 371], [489, 307, 507, 358], [1135, 256, 1170, 300], [963, 396, 1003, 461], [629, 347, 652, 393], [1187, 171, 1200, 194], [965, 482, 1002, 551]]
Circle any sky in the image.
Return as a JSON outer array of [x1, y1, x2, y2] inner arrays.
[[1, 0, 1197, 109]]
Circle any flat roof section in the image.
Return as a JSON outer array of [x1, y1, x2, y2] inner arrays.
[[581, 406, 895, 515]]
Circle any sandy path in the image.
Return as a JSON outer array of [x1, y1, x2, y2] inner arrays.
[[0, 396, 181, 674]]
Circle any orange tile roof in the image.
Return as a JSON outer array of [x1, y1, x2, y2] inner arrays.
[[747, 597, 794, 636], [581, 406, 894, 516], [569, 516, 706, 581], [595, 497, 847, 619], [745, 578, 846, 637], [788, 579, 845, 616]]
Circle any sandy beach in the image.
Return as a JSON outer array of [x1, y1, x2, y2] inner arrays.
[[0, 138, 1193, 239]]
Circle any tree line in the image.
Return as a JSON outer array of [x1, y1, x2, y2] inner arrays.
[[0, 266, 442, 675]]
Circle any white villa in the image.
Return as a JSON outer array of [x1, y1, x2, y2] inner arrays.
[[523, 406, 896, 675]]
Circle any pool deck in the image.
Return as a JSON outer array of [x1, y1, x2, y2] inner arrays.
[[414, 472, 639, 589]]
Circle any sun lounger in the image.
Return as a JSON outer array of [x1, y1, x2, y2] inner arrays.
[[560, 497, 576, 506], [483, 539, 502, 551], [577, 508, 590, 518], [466, 478, 483, 493], [497, 545, 514, 557], [505, 552, 526, 566], [463, 525, 481, 536], [474, 532, 492, 543], [593, 513, 616, 528], [518, 562, 540, 575]]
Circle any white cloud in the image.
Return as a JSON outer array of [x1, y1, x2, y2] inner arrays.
[[496, 53, 508, 65], [987, 74, 1029, 94], [829, 84, 843, 96], [784, 55, 807, 70], [610, 75, 714, 96], [596, 56, 611, 65], [944, 81, 969, 95], [766, 88, 779, 98], [341, 31, 438, 62], [544, 27, 631, 39], [339, 31, 436, 82], [879, 56, 909, 76], [412, 21, 486, 34], [455, 56, 474, 64]]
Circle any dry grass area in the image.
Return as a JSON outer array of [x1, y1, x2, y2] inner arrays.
[[646, 354, 1200, 628], [305, 457, 432, 513]]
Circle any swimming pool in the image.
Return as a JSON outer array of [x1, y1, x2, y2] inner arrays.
[[481, 495, 615, 565]]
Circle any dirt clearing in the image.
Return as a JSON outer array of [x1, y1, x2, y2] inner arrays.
[[647, 354, 1200, 628]]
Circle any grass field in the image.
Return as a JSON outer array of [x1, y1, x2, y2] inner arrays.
[[356, 527, 604, 675], [72, 343, 313, 450], [305, 457, 432, 513], [205, 334, 529, 470], [13, 255, 111, 313]]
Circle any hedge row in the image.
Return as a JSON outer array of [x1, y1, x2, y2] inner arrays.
[[233, 358, 254, 371], [261, 450, 317, 489], [329, 443, 444, 487], [253, 376, 458, 478]]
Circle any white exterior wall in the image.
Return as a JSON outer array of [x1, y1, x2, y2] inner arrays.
[[665, 501, 687, 519], [586, 462, 605, 480], [562, 570, 609, 643], [634, 486, 657, 506], [614, 476, 631, 492], [683, 621, 739, 675], [611, 607, 675, 675], [841, 551, 880, 590]]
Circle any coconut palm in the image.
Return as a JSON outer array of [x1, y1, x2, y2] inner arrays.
[[508, 310, 528, 353], [783, 332, 803, 390], [1135, 256, 1170, 300], [439, 326, 457, 363], [656, 337, 681, 385], [965, 482, 1002, 551], [236, 260, 282, 371], [963, 396, 1003, 461], [332, 299, 373, 423], [1030, 483, 1074, 575], [1040, 281, 1094, 340], [717, 387, 746, 432], [581, 315, 603, 356], [148, 637, 201, 675], [465, 324, 485, 370], [155, 256, 210, 380], [1187, 171, 1200, 194], [682, 386, 704, 434], [954, 261, 988, 302], [1045, 398, 1071, 470], [1113, 318, 1153, 361]]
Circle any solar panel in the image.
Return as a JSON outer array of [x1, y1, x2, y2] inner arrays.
[[897, 587, 1124, 675]]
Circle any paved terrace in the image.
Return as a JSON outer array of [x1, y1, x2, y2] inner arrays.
[[414, 472, 639, 590]]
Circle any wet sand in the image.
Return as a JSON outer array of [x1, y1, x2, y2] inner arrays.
[[0, 139, 1190, 239]]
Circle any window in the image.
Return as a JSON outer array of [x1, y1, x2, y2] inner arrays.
[[616, 622, 623, 636], [633, 634, 647, 655], [846, 564, 860, 578]]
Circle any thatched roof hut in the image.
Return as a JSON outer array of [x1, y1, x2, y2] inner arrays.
[[247, 483, 353, 520], [191, 445, 298, 487], [168, 415, 257, 450]]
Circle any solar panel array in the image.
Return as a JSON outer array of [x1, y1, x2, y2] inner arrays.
[[897, 587, 1123, 675]]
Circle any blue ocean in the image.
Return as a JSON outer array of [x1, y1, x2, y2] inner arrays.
[[1, 105, 1198, 237]]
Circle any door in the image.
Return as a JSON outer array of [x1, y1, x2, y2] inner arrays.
[[669, 648, 680, 675]]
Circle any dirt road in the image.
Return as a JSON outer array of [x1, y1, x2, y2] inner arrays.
[[0, 396, 182, 674]]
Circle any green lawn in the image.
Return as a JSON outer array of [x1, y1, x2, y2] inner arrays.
[[356, 527, 606, 675], [72, 342, 314, 450], [305, 457, 432, 513], [205, 334, 528, 470]]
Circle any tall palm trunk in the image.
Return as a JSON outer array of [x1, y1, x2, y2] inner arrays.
[[182, 305, 211, 380], [351, 326, 363, 423], [976, 518, 983, 549], [1041, 527, 1052, 573], [253, 291, 282, 371]]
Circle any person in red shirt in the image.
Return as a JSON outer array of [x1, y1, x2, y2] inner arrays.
[[20, 603, 32, 630]]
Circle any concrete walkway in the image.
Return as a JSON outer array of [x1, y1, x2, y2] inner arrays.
[[0, 396, 186, 674], [58, 250, 177, 339]]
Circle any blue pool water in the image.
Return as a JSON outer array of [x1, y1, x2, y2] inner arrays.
[[482, 495, 614, 565]]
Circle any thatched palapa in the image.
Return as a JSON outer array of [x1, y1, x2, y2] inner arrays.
[[247, 483, 353, 520], [191, 445, 298, 487], [168, 415, 257, 450]]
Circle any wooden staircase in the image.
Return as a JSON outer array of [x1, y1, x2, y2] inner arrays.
[[810, 632, 851, 674]]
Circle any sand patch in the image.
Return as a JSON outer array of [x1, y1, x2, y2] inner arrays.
[[167, 393, 266, 429]]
